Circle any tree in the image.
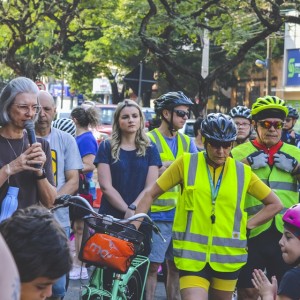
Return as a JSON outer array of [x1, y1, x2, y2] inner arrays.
[[0, 0, 102, 79], [138, 0, 300, 114]]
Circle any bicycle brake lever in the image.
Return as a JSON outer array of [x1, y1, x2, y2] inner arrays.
[[152, 224, 166, 242], [54, 194, 72, 206]]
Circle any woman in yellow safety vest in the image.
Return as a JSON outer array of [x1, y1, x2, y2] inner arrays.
[[133, 113, 283, 300]]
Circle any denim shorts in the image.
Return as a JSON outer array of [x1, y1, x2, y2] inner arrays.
[[148, 221, 173, 263]]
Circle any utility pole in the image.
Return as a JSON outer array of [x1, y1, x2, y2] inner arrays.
[[137, 61, 143, 105], [266, 35, 272, 95]]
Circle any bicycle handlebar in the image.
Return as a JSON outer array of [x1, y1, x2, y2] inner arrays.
[[51, 195, 166, 242]]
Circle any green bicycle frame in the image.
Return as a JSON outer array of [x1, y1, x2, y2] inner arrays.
[[81, 255, 150, 300]]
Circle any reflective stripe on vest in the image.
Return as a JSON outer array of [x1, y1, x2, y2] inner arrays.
[[150, 130, 189, 153]]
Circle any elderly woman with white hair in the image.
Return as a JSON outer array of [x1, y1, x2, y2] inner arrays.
[[0, 77, 56, 218]]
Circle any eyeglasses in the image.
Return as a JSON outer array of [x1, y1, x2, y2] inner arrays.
[[173, 109, 190, 118], [13, 104, 42, 115], [258, 120, 284, 130], [285, 118, 292, 122], [235, 122, 251, 128], [208, 140, 232, 149]]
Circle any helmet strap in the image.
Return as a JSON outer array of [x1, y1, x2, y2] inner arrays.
[[162, 109, 175, 136]]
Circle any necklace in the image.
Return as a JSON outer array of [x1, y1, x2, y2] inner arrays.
[[3, 135, 25, 159]]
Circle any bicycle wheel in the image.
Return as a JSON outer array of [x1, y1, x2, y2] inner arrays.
[[124, 270, 142, 300]]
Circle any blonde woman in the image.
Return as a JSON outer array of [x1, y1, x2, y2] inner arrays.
[[94, 99, 161, 256]]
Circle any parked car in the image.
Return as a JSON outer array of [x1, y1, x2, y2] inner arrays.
[[178, 119, 196, 138]]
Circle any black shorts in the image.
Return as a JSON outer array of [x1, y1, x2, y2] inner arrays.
[[237, 224, 291, 288]]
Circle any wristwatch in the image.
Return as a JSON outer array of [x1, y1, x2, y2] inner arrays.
[[128, 204, 137, 211], [36, 168, 47, 180]]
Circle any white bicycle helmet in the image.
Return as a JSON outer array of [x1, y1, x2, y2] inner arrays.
[[52, 118, 76, 137]]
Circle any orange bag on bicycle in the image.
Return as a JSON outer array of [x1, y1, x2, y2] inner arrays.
[[79, 233, 136, 273]]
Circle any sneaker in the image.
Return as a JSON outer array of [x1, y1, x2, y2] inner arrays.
[[69, 265, 89, 280], [80, 267, 89, 280]]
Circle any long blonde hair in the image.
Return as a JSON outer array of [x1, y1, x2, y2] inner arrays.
[[110, 99, 150, 161]]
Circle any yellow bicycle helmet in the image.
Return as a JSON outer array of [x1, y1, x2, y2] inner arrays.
[[251, 95, 288, 121]]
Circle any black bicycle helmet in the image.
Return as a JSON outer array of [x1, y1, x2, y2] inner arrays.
[[201, 113, 237, 142], [154, 91, 193, 116], [251, 95, 288, 121], [229, 106, 251, 120], [52, 118, 76, 137], [287, 105, 299, 119]]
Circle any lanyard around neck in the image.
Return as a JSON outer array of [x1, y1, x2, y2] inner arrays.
[[205, 154, 225, 224]]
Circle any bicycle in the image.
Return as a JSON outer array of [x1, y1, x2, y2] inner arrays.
[[53, 195, 165, 300]]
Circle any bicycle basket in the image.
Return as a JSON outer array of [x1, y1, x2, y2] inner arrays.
[[83, 216, 145, 245], [79, 217, 145, 273]]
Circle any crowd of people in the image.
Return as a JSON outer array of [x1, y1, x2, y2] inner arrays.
[[0, 76, 299, 300]]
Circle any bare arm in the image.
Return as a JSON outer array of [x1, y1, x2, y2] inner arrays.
[[81, 154, 96, 174], [97, 163, 128, 213], [247, 190, 283, 230], [57, 169, 79, 196]]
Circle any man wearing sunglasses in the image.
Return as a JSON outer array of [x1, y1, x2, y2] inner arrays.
[[132, 113, 282, 300], [281, 105, 300, 146], [146, 91, 197, 300], [231, 95, 300, 300]]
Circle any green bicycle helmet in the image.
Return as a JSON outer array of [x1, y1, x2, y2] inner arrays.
[[154, 91, 193, 116], [251, 95, 288, 121], [201, 113, 237, 142]]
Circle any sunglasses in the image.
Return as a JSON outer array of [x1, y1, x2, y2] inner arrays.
[[208, 140, 232, 149], [258, 120, 284, 129], [285, 118, 292, 122], [173, 109, 190, 118]]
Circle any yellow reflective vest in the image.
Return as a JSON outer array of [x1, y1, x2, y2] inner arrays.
[[148, 128, 191, 212], [231, 141, 300, 238], [173, 152, 251, 272]]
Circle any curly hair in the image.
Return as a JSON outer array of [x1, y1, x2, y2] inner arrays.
[[110, 99, 150, 161]]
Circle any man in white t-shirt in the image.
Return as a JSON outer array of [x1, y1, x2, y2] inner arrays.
[[35, 91, 83, 300]]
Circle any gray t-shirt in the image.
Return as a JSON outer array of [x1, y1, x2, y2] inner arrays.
[[49, 127, 83, 227]]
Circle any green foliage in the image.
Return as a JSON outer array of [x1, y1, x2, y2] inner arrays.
[[0, 0, 297, 111]]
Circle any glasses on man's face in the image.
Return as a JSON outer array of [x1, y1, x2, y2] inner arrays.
[[13, 104, 42, 115], [285, 118, 292, 123], [235, 122, 251, 128], [208, 140, 232, 149], [173, 109, 190, 118], [258, 120, 284, 130]]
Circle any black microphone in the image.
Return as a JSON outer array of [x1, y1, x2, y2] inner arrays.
[[24, 120, 37, 145], [24, 120, 41, 168]]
